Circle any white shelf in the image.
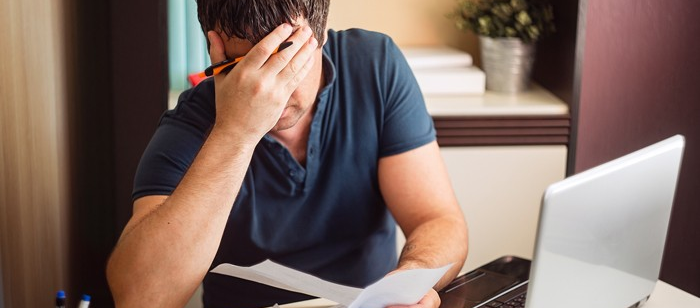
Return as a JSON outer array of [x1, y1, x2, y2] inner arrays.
[[425, 84, 569, 117]]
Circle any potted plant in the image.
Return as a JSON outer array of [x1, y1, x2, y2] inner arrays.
[[451, 0, 555, 93]]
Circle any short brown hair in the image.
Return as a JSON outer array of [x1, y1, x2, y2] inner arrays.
[[196, 0, 329, 46]]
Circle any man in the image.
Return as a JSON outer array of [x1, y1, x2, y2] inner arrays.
[[106, 1, 468, 308]]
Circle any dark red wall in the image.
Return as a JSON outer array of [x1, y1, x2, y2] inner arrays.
[[573, 0, 700, 296], [66, 0, 167, 306]]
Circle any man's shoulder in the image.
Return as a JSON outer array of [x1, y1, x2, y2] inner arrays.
[[326, 28, 393, 42], [161, 78, 216, 134], [323, 28, 404, 81], [325, 28, 397, 53], [178, 77, 215, 105]]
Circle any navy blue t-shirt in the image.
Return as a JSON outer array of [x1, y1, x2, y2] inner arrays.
[[133, 29, 435, 308]]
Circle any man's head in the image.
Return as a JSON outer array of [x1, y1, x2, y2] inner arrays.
[[197, 0, 331, 133], [196, 0, 329, 46]]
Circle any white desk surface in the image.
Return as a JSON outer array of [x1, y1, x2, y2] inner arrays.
[[645, 280, 700, 307], [279, 280, 699, 308]]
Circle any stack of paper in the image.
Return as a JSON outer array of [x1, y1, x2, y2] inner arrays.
[[401, 46, 485, 95]]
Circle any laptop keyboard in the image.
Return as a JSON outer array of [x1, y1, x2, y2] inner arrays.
[[481, 283, 528, 308]]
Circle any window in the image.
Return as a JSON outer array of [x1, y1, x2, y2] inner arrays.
[[168, 0, 210, 107]]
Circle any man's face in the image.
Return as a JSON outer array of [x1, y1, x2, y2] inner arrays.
[[217, 19, 325, 132]]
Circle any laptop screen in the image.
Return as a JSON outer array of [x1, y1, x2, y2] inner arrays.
[[438, 135, 685, 308], [526, 135, 684, 308]]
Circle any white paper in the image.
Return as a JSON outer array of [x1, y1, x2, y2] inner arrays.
[[210, 260, 452, 308], [348, 264, 452, 308]]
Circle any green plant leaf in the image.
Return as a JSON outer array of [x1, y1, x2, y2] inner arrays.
[[450, 0, 555, 42]]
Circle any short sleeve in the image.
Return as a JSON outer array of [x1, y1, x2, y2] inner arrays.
[[132, 121, 201, 199], [132, 81, 216, 200], [378, 38, 436, 157]]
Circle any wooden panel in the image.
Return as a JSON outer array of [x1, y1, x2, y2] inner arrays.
[[574, 0, 700, 296], [433, 116, 570, 146], [434, 117, 571, 128], [437, 136, 569, 147], [437, 127, 570, 137], [0, 0, 70, 306], [531, 0, 580, 106]]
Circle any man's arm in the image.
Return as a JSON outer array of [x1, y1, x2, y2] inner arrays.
[[378, 140, 469, 290], [106, 24, 319, 308], [106, 132, 257, 308]]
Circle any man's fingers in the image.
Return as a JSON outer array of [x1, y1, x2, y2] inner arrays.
[[283, 36, 318, 93], [238, 23, 295, 70], [261, 25, 314, 74], [385, 288, 441, 308]]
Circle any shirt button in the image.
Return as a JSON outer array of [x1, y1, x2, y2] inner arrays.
[[289, 170, 295, 177]]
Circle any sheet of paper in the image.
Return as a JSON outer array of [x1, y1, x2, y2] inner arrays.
[[210, 260, 452, 308], [348, 264, 452, 308]]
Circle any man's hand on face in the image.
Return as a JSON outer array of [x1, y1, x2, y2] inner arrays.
[[207, 23, 318, 145]]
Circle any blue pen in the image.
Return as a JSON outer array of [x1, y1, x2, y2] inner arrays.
[[77, 294, 91, 308], [55, 290, 66, 308]]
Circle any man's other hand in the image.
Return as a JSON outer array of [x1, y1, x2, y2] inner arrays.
[[386, 288, 441, 308]]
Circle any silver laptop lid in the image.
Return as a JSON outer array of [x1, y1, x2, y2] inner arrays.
[[526, 135, 685, 308]]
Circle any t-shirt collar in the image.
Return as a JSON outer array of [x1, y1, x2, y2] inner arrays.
[[317, 51, 337, 99]]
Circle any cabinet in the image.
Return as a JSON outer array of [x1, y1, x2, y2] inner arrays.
[[441, 145, 567, 271]]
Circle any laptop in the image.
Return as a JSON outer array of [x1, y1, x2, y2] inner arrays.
[[438, 135, 685, 308]]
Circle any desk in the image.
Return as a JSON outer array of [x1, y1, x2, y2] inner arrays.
[[279, 281, 700, 308], [645, 281, 700, 307]]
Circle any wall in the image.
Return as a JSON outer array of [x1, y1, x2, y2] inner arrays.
[[0, 0, 70, 307], [62, 0, 119, 305], [572, 0, 700, 296], [328, 0, 480, 64], [63, 0, 168, 306]]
